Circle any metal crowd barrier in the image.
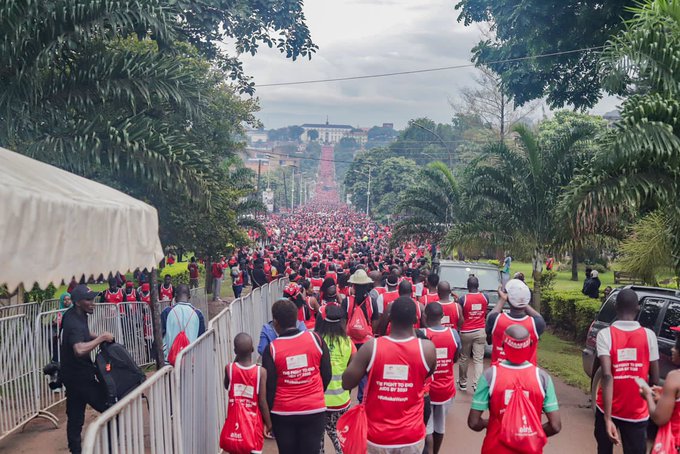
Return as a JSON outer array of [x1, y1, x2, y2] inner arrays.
[[81, 278, 290, 454], [33, 309, 67, 422], [0, 314, 40, 440], [189, 287, 209, 321], [0, 302, 41, 325], [173, 330, 218, 454], [81, 366, 178, 454]]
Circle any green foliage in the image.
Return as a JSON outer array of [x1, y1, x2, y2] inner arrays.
[[539, 271, 558, 292], [392, 161, 460, 246], [308, 129, 320, 141], [160, 263, 204, 285], [455, 0, 634, 108], [24, 283, 57, 303], [542, 290, 601, 341], [564, 0, 680, 277], [618, 211, 673, 284], [487, 259, 501, 267]]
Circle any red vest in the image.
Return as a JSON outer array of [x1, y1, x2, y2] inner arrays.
[[233, 272, 244, 286], [595, 326, 650, 421], [461, 293, 488, 332], [365, 337, 430, 447], [374, 287, 387, 296], [671, 397, 680, 449], [491, 313, 539, 365], [381, 289, 399, 312], [226, 363, 264, 453], [439, 301, 460, 330], [482, 362, 545, 454], [160, 284, 174, 301], [420, 292, 439, 305], [124, 289, 137, 302], [139, 291, 151, 304], [270, 331, 326, 415], [104, 288, 124, 304], [425, 327, 458, 404], [386, 299, 421, 335], [310, 277, 323, 293], [227, 363, 261, 412], [326, 271, 337, 284]]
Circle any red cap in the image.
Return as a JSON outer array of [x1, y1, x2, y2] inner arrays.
[[141, 283, 150, 292], [670, 327, 680, 333], [126, 281, 134, 288]]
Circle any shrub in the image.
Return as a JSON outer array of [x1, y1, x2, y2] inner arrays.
[[541, 290, 601, 342], [590, 263, 609, 274], [24, 282, 57, 303], [538, 271, 557, 292], [160, 262, 205, 286], [487, 259, 501, 267]]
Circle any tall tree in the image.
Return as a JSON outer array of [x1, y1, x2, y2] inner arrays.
[[391, 162, 460, 248], [454, 66, 539, 139], [450, 122, 599, 310], [455, 0, 634, 108], [563, 0, 680, 276]]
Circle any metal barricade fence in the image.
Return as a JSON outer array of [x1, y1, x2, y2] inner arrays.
[[39, 298, 61, 314], [0, 314, 38, 440], [81, 366, 179, 454], [189, 287, 209, 321], [243, 288, 258, 341], [89, 303, 123, 343], [0, 302, 41, 326], [173, 330, 218, 454], [209, 303, 234, 426], [33, 309, 67, 419], [117, 303, 154, 367]]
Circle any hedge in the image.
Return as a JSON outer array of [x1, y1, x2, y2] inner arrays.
[[541, 290, 602, 342], [159, 262, 205, 286]]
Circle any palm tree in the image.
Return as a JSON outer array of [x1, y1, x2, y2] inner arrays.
[[391, 161, 460, 249], [564, 0, 680, 274], [0, 0, 216, 200], [450, 123, 598, 310]]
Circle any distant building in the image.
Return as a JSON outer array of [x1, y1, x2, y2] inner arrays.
[[348, 128, 369, 147], [603, 110, 621, 125], [246, 129, 269, 145], [301, 120, 354, 144], [382, 123, 394, 129]]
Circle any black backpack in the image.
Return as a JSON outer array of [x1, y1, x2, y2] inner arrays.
[[95, 342, 145, 407]]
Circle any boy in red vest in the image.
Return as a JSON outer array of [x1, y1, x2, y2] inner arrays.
[[223, 332, 272, 447], [468, 324, 562, 453], [594, 289, 659, 453]]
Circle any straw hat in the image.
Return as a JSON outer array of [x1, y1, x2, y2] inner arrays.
[[348, 269, 373, 285]]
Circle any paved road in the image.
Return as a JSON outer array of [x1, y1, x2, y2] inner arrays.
[[1, 369, 618, 454]]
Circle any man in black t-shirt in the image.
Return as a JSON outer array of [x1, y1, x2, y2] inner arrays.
[[60, 285, 114, 454]]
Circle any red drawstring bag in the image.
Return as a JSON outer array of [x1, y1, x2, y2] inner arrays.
[[167, 311, 194, 366], [499, 384, 547, 454], [337, 367, 374, 454], [219, 404, 264, 454], [652, 423, 676, 454]]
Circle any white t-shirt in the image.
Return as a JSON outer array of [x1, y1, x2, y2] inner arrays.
[[596, 320, 659, 361]]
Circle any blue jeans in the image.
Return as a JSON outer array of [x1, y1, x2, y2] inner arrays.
[[357, 374, 368, 403], [232, 284, 243, 298]]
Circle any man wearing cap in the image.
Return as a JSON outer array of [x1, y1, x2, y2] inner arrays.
[[60, 285, 115, 454], [594, 288, 659, 454], [487, 278, 545, 365], [468, 324, 561, 453]]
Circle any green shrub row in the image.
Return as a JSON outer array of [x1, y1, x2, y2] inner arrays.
[[541, 290, 602, 342], [159, 262, 205, 286]]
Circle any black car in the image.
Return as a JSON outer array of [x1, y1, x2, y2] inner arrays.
[[582, 285, 680, 408]]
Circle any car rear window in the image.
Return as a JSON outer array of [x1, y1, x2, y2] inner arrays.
[[660, 300, 680, 340], [638, 297, 665, 330], [597, 293, 617, 323]]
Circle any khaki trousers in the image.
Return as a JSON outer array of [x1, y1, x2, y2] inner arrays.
[[458, 328, 486, 387]]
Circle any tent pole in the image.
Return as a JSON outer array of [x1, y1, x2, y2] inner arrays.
[[150, 268, 164, 370]]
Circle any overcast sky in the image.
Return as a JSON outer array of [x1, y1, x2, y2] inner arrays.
[[238, 0, 620, 130]]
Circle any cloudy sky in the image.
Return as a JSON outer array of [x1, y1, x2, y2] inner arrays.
[[238, 0, 620, 129]]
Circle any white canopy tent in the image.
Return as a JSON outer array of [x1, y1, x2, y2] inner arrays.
[[0, 147, 164, 291]]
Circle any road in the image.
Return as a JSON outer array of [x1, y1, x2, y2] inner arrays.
[[0, 369, 616, 454]]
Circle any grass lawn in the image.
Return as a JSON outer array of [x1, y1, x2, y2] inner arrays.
[[537, 331, 590, 393], [510, 261, 615, 292]]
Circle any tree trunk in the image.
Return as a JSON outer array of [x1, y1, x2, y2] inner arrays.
[[205, 256, 214, 295], [150, 268, 165, 370], [532, 252, 544, 313], [571, 248, 579, 281]]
